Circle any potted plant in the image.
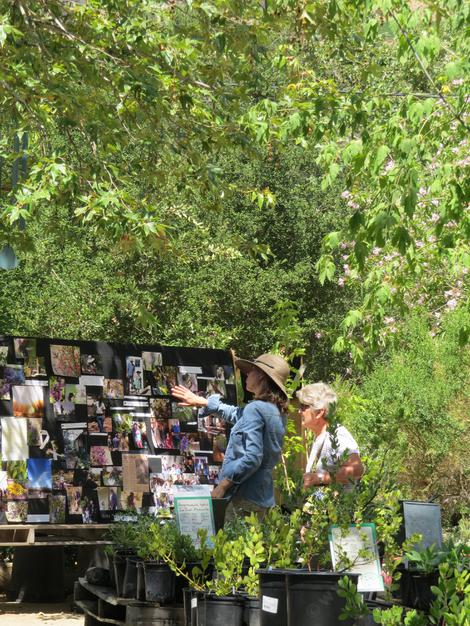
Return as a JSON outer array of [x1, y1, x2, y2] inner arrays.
[[106, 518, 140, 596]]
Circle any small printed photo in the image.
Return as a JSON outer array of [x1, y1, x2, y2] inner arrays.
[[50, 344, 81, 378], [122, 453, 149, 492], [12, 385, 44, 418], [3, 364, 25, 386], [181, 473, 200, 486], [97, 486, 121, 512], [149, 475, 174, 509], [14, 338, 36, 360], [142, 352, 163, 371], [177, 369, 198, 393], [90, 445, 113, 467], [152, 367, 177, 395], [50, 376, 66, 413], [81, 494, 99, 523], [27, 458, 52, 490], [206, 378, 226, 397], [0, 378, 11, 400], [159, 454, 185, 480], [49, 494, 66, 523], [110, 430, 130, 452], [27, 418, 43, 447], [150, 398, 172, 420], [120, 490, 143, 512], [125, 356, 144, 395], [61, 423, 88, 469], [24, 356, 47, 378], [66, 486, 83, 515], [171, 402, 197, 425], [52, 470, 74, 491], [214, 365, 235, 384], [6, 476, 28, 501], [87, 393, 112, 434], [194, 456, 209, 478], [81, 354, 103, 375], [129, 420, 148, 450], [5, 500, 28, 523], [0, 346, 9, 366], [213, 433, 227, 463], [66, 383, 87, 405], [149, 417, 179, 450], [103, 379, 125, 399], [208, 465, 220, 483], [102, 466, 123, 487], [198, 414, 225, 435]]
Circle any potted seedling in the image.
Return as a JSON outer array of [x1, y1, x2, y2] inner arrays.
[[107, 518, 140, 596]]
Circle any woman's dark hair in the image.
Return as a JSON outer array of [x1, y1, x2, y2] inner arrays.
[[253, 373, 289, 413]]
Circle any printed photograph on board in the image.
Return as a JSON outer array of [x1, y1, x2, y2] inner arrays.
[[12, 385, 44, 418], [50, 345, 81, 377], [81, 354, 103, 375], [125, 356, 144, 395]]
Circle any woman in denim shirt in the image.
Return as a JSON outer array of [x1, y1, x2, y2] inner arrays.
[[171, 353, 289, 520]]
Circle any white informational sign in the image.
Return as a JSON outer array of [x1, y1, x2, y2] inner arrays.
[[174, 495, 215, 547], [329, 523, 384, 593]]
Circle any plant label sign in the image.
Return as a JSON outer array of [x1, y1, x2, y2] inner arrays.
[[174, 495, 215, 547], [328, 523, 384, 593]]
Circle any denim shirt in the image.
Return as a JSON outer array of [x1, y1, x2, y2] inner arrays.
[[202, 395, 286, 508]]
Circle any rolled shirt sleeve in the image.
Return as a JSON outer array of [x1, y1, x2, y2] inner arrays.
[[200, 394, 243, 424]]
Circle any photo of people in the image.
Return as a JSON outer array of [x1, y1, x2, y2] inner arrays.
[[81, 354, 103, 375], [194, 456, 209, 480], [198, 413, 225, 435], [171, 402, 197, 429], [120, 490, 143, 512], [49, 494, 66, 523], [214, 365, 235, 384], [87, 393, 111, 433], [52, 470, 74, 491], [125, 356, 144, 395], [103, 379, 124, 399], [66, 383, 87, 405], [97, 486, 121, 512], [0, 378, 11, 400], [66, 486, 84, 515], [50, 377, 65, 414], [149, 474, 174, 509], [142, 352, 162, 371], [50, 345, 81, 378]]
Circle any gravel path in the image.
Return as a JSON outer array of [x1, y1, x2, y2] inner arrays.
[[0, 602, 84, 625]]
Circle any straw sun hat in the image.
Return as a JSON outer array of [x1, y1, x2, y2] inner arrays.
[[234, 353, 290, 398]]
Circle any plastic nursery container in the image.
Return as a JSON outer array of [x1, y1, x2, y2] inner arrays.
[[196, 592, 244, 626], [257, 568, 290, 626], [142, 561, 176, 604], [286, 570, 360, 626]]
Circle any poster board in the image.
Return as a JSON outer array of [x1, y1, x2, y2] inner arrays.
[[0, 335, 235, 525], [329, 523, 384, 593]]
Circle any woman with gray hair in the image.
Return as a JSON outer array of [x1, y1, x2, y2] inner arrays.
[[297, 382, 363, 489]]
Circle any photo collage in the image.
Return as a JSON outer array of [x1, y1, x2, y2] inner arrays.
[[0, 336, 236, 524]]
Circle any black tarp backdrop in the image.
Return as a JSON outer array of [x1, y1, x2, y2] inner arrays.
[[0, 335, 236, 524]]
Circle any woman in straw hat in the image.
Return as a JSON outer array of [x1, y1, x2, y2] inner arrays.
[[171, 353, 289, 520]]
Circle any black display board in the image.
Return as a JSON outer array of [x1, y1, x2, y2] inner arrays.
[[0, 335, 235, 524], [398, 500, 443, 554]]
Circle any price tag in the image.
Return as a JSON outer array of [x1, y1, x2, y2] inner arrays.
[[262, 596, 278, 614], [191, 598, 198, 609]]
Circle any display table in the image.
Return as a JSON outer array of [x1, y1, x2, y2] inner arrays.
[[74, 577, 184, 626], [0, 524, 112, 602]]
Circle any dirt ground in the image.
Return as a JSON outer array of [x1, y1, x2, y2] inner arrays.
[[0, 602, 84, 625]]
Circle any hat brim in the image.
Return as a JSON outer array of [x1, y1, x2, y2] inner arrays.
[[234, 358, 288, 399]]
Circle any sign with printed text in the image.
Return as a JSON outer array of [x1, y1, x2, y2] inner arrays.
[[329, 523, 384, 593], [174, 495, 215, 547]]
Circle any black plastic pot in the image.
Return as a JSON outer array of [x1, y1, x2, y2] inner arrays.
[[112, 549, 136, 597], [411, 571, 439, 611], [174, 561, 206, 605], [142, 561, 176, 604], [197, 593, 244, 626], [136, 561, 145, 601], [183, 587, 203, 626], [122, 555, 142, 598], [211, 497, 230, 531], [355, 599, 394, 626], [257, 568, 289, 626], [286, 570, 359, 626], [243, 596, 260, 626]]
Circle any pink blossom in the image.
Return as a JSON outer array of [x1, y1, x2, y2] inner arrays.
[[416, 240, 424, 248], [430, 212, 440, 222], [341, 190, 351, 199], [446, 298, 458, 310], [452, 78, 464, 86], [347, 200, 359, 209], [340, 242, 348, 250], [338, 278, 345, 287], [315, 332, 323, 339], [384, 316, 395, 325], [384, 159, 395, 173], [343, 264, 351, 276], [372, 247, 381, 256]]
